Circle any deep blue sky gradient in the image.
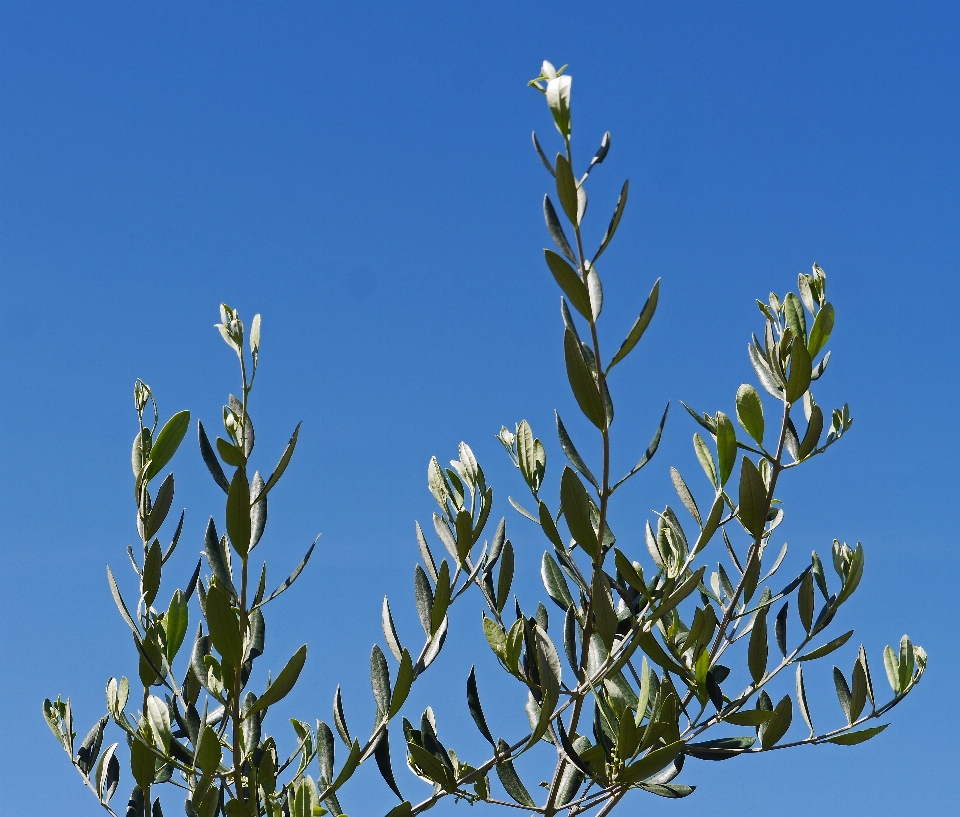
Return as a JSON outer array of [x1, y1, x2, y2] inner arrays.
[[2, 3, 957, 815]]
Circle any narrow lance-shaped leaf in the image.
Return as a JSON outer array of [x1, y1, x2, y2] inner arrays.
[[555, 411, 599, 489], [226, 467, 251, 557], [775, 602, 788, 658], [430, 560, 451, 635], [243, 645, 307, 719], [371, 645, 391, 718], [495, 739, 536, 807], [560, 467, 599, 560], [374, 728, 403, 800], [607, 277, 659, 372], [541, 552, 574, 611], [797, 629, 854, 662], [593, 179, 628, 263], [543, 195, 577, 263], [611, 402, 670, 492], [716, 412, 737, 486], [564, 329, 606, 430], [389, 649, 414, 717], [826, 724, 889, 745], [382, 597, 403, 662], [748, 607, 769, 685], [532, 131, 555, 176], [145, 410, 190, 480], [258, 422, 302, 499], [555, 153, 579, 225], [198, 421, 230, 493], [738, 456, 768, 540], [496, 540, 514, 614], [466, 667, 495, 746]]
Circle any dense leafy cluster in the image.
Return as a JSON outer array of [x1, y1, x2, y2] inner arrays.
[[45, 62, 925, 817]]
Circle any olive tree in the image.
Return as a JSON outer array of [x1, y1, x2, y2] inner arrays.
[[44, 61, 925, 817]]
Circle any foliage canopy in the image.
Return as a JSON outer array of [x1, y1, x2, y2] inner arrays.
[[45, 61, 925, 817]]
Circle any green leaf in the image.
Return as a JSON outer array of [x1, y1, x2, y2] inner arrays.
[[724, 710, 774, 727], [495, 739, 535, 807], [693, 433, 718, 489], [543, 196, 576, 263], [216, 437, 243, 467], [130, 737, 156, 793], [607, 278, 659, 373], [431, 560, 451, 635], [611, 402, 670, 492], [203, 519, 236, 599], [738, 457, 768, 539], [736, 384, 765, 445], [716, 412, 737, 486], [382, 597, 403, 663], [371, 645, 391, 719], [833, 666, 852, 723], [693, 494, 723, 554], [555, 153, 579, 225], [670, 467, 700, 525], [684, 736, 755, 760], [333, 686, 351, 747], [145, 695, 171, 753], [413, 565, 434, 635], [541, 552, 574, 611], [205, 582, 242, 669], [593, 179, 628, 263], [637, 630, 687, 677], [786, 337, 812, 404], [389, 649, 413, 717], [748, 606, 768, 685], [798, 572, 815, 633], [748, 343, 784, 398], [783, 292, 807, 344], [884, 644, 901, 695], [759, 695, 792, 749], [407, 740, 453, 790], [244, 644, 307, 719], [825, 724, 888, 745], [649, 566, 706, 623], [619, 740, 685, 784], [808, 302, 835, 358], [198, 421, 230, 493], [165, 590, 188, 664], [797, 404, 824, 459], [544, 250, 591, 322], [466, 666, 495, 746], [331, 738, 361, 792], [259, 422, 302, 499], [145, 411, 190, 481], [496, 540, 514, 614], [797, 629, 854, 661], [226, 468, 251, 557], [132, 427, 151, 478], [560, 467, 599, 561], [145, 473, 175, 541], [775, 602, 788, 657], [385, 803, 413, 817], [482, 617, 506, 663], [564, 329, 605, 430], [142, 540, 162, 608], [555, 412, 598, 489], [592, 571, 617, 651], [532, 130, 555, 176]]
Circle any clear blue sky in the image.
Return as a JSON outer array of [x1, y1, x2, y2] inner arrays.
[[2, 2, 956, 815]]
